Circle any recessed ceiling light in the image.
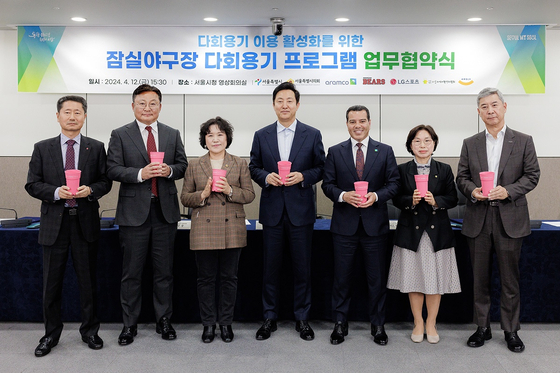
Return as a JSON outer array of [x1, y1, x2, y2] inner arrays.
[[336, 18, 349, 22], [468, 17, 482, 22], [71, 17, 86, 22], [204, 17, 218, 22], [487, 7, 494, 10]]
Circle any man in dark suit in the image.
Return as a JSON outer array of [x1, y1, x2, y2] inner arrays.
[[25, 95, 112, 357], [107, 84, 188, 345], [322, 105, 399, 345], [249, 82, 325, 341], [457, 88, 540, 353]]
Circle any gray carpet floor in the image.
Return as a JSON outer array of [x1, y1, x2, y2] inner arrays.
[[1, 321, 559, 373]]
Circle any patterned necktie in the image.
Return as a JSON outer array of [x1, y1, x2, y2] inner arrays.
[[146, 126, 158, 197], [356, 143, 364, 180], [65, 139, 77, 207]]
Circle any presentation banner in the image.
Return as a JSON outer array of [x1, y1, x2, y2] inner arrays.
[[18, 25, 545, 94]]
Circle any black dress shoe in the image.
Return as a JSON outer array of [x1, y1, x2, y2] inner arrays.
[[330, 321, 349, 345], [371, 325, 388, 345], [82, 334, 103, 350], [118, 325, 137, 346], [34, 337, 57, 357], [202, 325, 216, 343], [256, 319, 277, 340], [296, 320, 315, 341], [467, 326, 492, 347], [505, 331, 525, 352], [220, 325, 234, 343], [156, 317, 177, 340]]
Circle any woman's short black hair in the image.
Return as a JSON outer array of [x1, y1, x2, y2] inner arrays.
[[405, 124, 439, 155], [199, 116, 234, 149]]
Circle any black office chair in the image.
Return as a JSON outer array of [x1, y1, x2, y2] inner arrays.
[[386, 199, 401, 220], [447, 186, 466, 220]]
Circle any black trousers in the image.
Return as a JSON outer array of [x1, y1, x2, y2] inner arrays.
[[195, 248, 242, 326], [332, 219, 388, 325], [119, 199, 177, 326], [42, 209, 99, 342], [467, 205, 523, 332], [262, 213, 313, 321]]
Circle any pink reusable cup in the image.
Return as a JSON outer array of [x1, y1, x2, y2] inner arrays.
[[277, 161, 292, 185], [65, 169, 81, 195], [414, 174, 429, 198], [480, 171, 495, 197], [212, 169, 227, 192], [354, 181, 369, 204], [150, 152, 164, 164]]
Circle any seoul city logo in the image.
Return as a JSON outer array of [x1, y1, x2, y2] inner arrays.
[[255, 79, 262, 86]]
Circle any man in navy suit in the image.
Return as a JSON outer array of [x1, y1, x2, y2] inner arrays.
[[322, 105, 399, 345], [26, 96, 112, 356], [249, 82, 325, 341], [107, 84, 188, 345]]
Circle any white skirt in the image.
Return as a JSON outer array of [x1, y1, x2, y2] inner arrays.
[[387, 231, 462, 294]]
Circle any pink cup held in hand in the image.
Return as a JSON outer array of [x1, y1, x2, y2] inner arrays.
[[277, 161, 292, 185], [150, 152, 164, 164], [65, 169, 81, 195], [480, 171, 495, 197], [354, 181, 369, 204], [212, 169, 227, 192], [414, 174, 429, 198]]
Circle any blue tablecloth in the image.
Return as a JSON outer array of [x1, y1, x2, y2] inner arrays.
[[1, 220, 559, 323]]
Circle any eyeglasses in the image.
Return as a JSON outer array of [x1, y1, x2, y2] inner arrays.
[[412, 139, 433, 146], [135, 102, 159, 109]]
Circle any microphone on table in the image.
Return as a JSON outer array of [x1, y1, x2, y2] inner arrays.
[[0, 208, 33, 228]]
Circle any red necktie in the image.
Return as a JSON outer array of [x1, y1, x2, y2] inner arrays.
[[65, 139, 77, 207], [146, 126, 158, 197], [356, 143, 364, 180]]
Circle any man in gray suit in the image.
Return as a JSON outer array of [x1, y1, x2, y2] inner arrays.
[[457, 87, 540, 353], [107, 84, 188, 345]]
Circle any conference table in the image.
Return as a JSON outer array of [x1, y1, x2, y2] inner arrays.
[[1, 219, 559, 324]]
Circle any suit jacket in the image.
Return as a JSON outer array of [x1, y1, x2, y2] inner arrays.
[[322, 137, 400, 237], [392, 159, 458, 252], [106, 121, 188, 226], [456, 127, 540, 238], [25, 135, 112, 246], [249, 120, 325, 227], [180, 152, 255, 250]]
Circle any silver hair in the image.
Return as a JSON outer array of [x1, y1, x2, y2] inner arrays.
[[477, 87, 505, 107]]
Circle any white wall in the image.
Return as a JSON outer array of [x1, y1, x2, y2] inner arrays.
[[2, 29, 560, 158]]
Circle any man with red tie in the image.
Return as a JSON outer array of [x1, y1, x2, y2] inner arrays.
[[107, 84, 188, 345], [322, 105, 400, 345]]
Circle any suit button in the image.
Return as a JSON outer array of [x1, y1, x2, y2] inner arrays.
[[431, 225, 435, 229], [414, 212, 418, 215], [207, 202, 211, 206], [222, 202, 226, 206], [206, 219, 210, 222], [225, 219, 229, 222], [433, 211, 436, 215], [415, 226, 419, 229]]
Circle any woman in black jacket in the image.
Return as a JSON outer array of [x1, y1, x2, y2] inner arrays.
[[387, 125, 461, 344]]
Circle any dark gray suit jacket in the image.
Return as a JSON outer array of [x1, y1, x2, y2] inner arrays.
[[456, 127, 540, 238], [25, 135, 112, 246], [106, 121, 188, 226]]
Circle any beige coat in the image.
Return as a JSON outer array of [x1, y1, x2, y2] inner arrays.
[[181, 152, 255, 250]]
